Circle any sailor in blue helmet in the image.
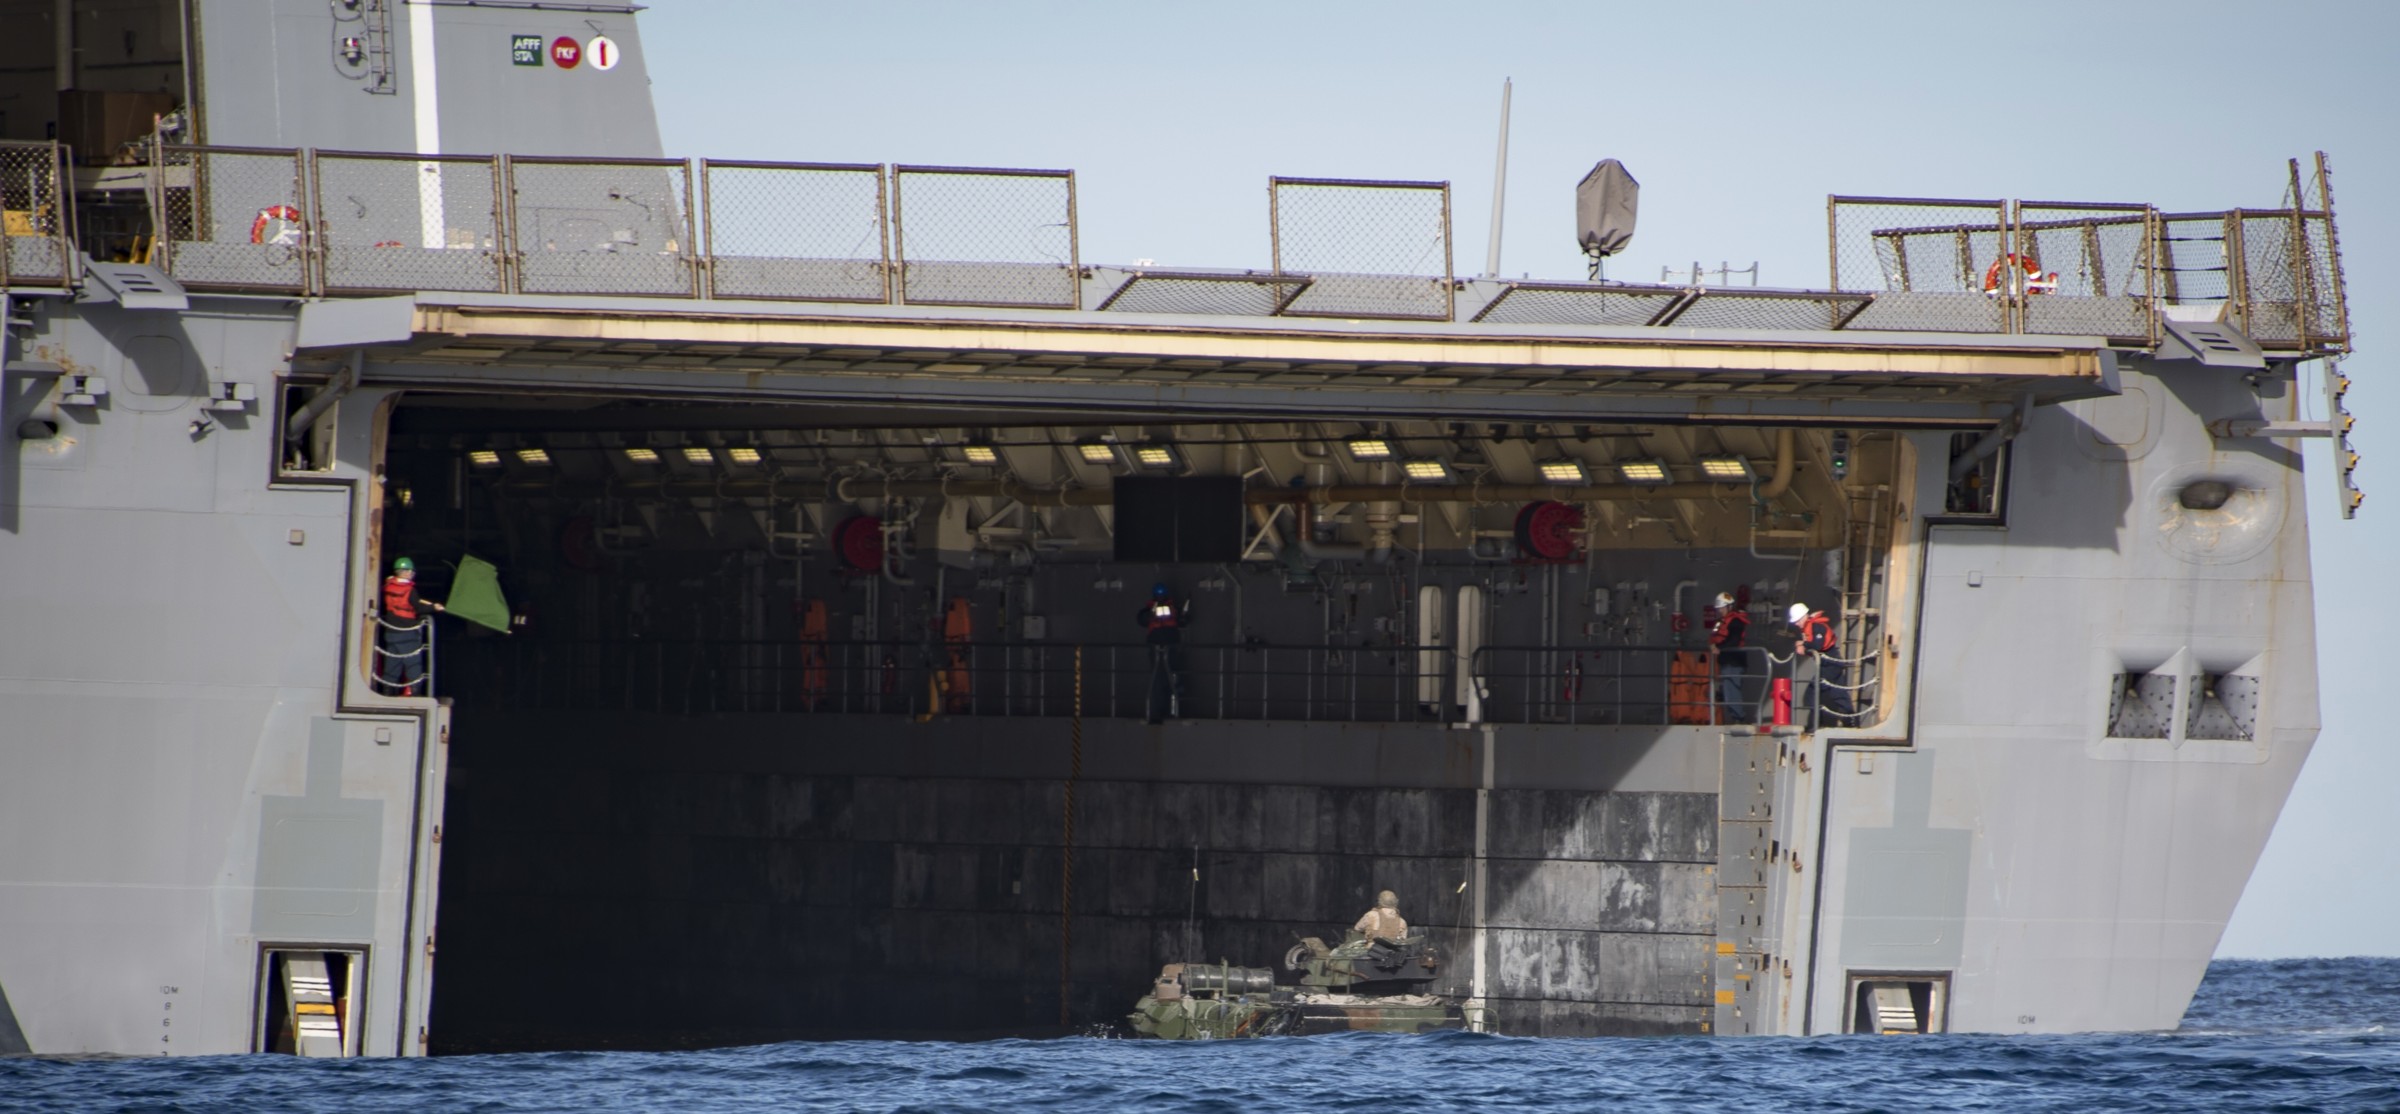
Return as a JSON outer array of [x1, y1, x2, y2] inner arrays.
[[1137, 582, 1192, 722]]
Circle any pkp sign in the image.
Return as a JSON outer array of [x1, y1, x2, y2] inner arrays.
[[549, 36, 581, 69]]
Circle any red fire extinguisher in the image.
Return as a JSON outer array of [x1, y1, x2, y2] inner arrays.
[[1770, 677, 1793, 727]]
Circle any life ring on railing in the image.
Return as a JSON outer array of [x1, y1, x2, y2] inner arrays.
[[249, 204, 304, 246], [1982, 253, 2059, 297]]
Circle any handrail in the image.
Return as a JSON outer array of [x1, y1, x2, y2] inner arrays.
[[428, 635, 1883, 730], [11, 140, 2348, 351]]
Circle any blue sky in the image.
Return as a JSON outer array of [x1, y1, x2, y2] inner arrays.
[[640, 1, 2395, 958]]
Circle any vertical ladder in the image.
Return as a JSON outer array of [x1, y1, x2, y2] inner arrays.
[[281, 952, 351, 1057]]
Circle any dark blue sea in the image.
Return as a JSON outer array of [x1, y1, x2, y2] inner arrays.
[[7, 958, 2398, 1113]]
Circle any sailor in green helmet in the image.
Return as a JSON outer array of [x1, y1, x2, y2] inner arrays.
[[377, 556, 445, 695]]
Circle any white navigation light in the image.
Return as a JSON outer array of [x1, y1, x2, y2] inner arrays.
[[514, 448, 551, 467], [1401, 458, 1452, 482], [727, 446, 763, 465], [960, 443, 1000, 465], [682, 446, 715, 465], [1134, 443, 1179, 469], [1347, 438, 1395, 460], [1616, 458, 1670, 484], [1076, 440, 1117, 464], [1697, 455, 1754, 482], [622, 447, 660, 464], [467, 449, 501, 468], [1538, 459, 1587, 484]]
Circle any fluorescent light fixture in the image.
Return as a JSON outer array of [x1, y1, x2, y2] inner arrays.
[[1615, 458, 1671, 484], [1076, 440, 1117, 464], [1538, 459, 1588, 484], [1133, 442, 1179, 469], [682, 446, 716, 465], [467, 449, 502, 468], [1346, 438, 1395, 460], [514, 448, 551, 466], [960, 443, 1000, 465], [622, 447, 660, 464], [1401, 458, 1451, 482], [727, 446, 763, 465], [1697, 455, 1754, 482]]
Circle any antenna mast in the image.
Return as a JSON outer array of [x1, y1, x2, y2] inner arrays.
[[1483, 78, 1512, 279]]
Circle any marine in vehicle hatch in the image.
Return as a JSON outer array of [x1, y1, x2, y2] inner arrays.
[[1354, 889, 1407, 940]]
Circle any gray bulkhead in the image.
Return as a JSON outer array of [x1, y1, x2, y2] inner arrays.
[[1798, 357, 2318, 1034], [0, 293, 446, 1055]]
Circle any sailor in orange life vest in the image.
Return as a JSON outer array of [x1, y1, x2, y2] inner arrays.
[[1138, 582, 1192, 722], [1787, 602, 1850, 729], [377, 557, 445, 696], [1709, 591, 1752, 723]]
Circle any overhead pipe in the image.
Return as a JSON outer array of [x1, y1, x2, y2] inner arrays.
[[1756, 428, 1797, 500], [1948, 393, 2035, 483], [1295, 500, 1366, 561], [285, 350, 362, 443]]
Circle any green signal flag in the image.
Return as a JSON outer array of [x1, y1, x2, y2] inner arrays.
[[445, 554, 513, 633]]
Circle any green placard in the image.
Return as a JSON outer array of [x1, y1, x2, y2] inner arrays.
[[446, 555, 512, 633], [511, 34, 544, 66]]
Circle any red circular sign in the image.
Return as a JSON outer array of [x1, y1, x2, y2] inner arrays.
[[550, 36, 582, 68]]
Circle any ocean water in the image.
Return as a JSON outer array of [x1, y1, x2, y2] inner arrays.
[[6, 958, 2398, 1113]]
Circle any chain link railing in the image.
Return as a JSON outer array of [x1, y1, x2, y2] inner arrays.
[[2228, 208, 2318, 346], [1271, 177, 1452, 321], [891, 165, 1077, 309], [2013, 202, 2157, 343], [154, 145, 313, 293], [700, 159, 888, 303], [34, 142, 2355, 355], [313, 150, 506, 294], [1828, 196, 2010, 333], [506, 155, 697, 297], [0, 140, 72, 287], [1471, 281, 1681, 326], [1093, 270, 1311, 316]]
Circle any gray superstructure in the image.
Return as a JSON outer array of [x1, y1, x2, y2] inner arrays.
[[0, 0, 2359, 1054]]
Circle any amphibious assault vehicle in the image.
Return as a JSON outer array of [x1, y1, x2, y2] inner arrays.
[[1128, 933, 1464, 1039]]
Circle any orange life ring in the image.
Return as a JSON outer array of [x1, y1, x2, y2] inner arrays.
[[249, 204, 303, 246], [1982, 253, 2059, 297]]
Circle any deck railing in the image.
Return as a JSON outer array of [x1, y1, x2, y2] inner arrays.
[[0, 137, 2351, 350], [434, 637, 1874, 730]]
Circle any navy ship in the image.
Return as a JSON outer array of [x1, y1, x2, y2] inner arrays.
[[0, 0, 2361, 1054]]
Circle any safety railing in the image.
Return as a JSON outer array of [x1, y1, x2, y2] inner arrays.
[[1471, 281, 1871, 331], [506, 155, 698, 297], [0, 140, 73, 288], [34, 142, 2337, 355], [434, 635, 1884, 731], [1471, 644, 1788, 728], [369, 614, 436, 698], [440, 638, 1442, 723], [155, 145, 314, 293], [1271, 177, 1452, 321], [313, 150, 507, 294], [700, 159, 888, 303], [892, 165, 1078, 310], [1825, 193, 2349, 350]]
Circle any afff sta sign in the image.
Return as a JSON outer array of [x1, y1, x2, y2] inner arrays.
[[511, 34, 543, 66]]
